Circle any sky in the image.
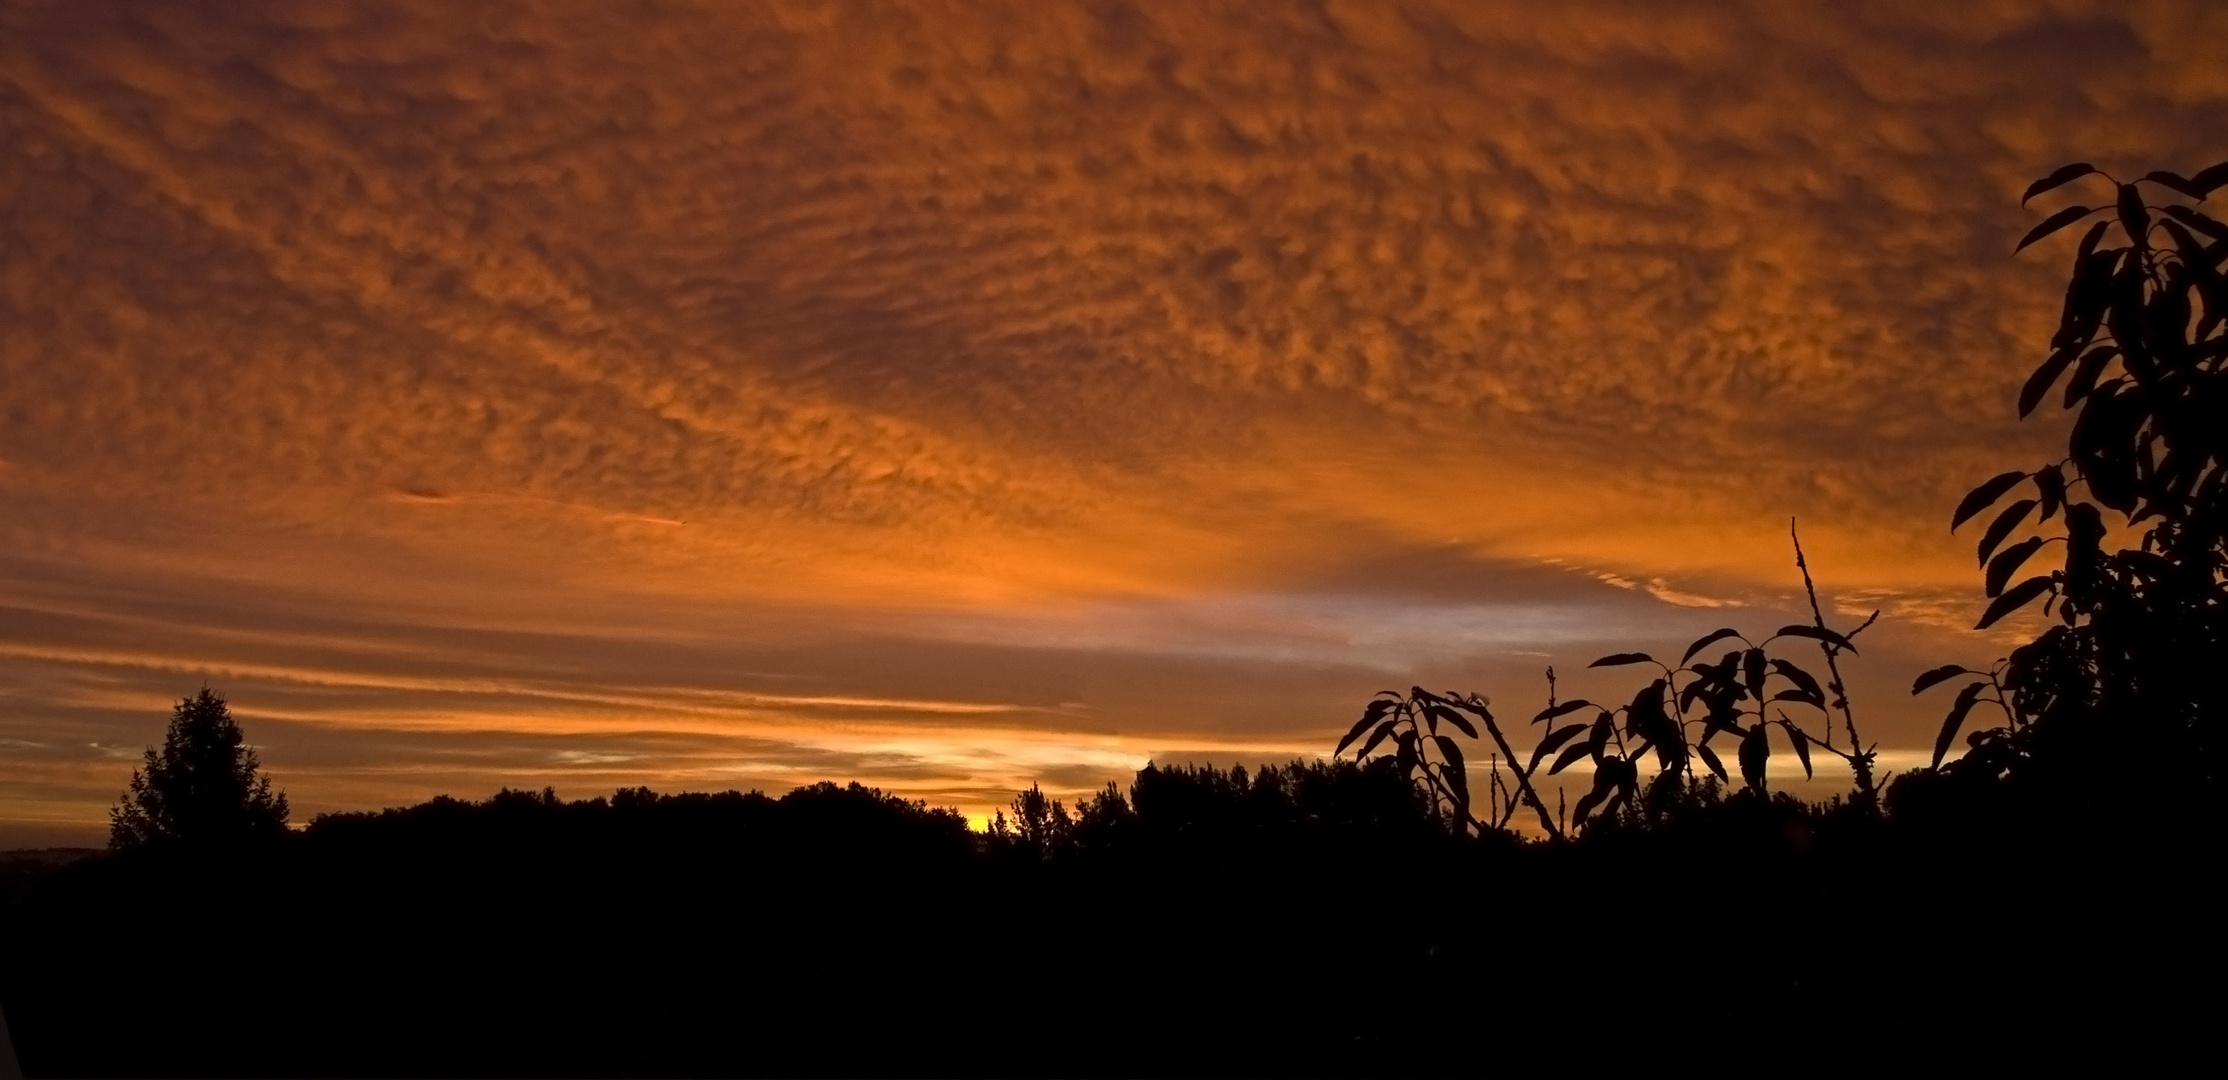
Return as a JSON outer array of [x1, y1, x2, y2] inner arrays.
[[2, 0, 2222, 846]]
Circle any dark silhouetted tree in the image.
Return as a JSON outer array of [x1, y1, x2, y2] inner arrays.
[[985, 782, 1076, 859], [1922, 160, 2228, 806], [109, 688, 289, 850]]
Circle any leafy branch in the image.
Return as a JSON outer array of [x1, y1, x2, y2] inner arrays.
[[1932, 158, 2228, 795], [1335, 687, 1560, 839]]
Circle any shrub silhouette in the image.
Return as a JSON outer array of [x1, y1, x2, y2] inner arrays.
[[1340, 530, 1873, 835], [1549, 614, 1861, 827], [108, 688, 289, 850], [1333, 686, 1511, 833]]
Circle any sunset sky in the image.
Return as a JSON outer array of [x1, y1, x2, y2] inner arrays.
[[3, 0, 2222, 846]]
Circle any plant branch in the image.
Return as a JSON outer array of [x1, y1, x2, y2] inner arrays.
[[1792, 518, 1879, 805]]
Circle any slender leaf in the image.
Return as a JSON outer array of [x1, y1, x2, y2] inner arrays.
[[1784, 723, 1813, 779], [2117, 184, 2149, 246], [1953, 471, 2027, 529], [1571, 787, 1606, 825], [1627, 680, 1679, 750], [2052, 248, 2116, 354], [2016, 204, 2095, 252], [2162, 222, 2211, 269], [1426, 704, 1478, 739], [2022, 163, 2097, 204], [2063, 347, 2117, 407], [1932, 681, 1988, 767], [1768, 659, 1824, 704], [1589, 652, 1655, 668], [1680, 628, 1745, 665], [2035, 465, 2065, 520], [2163, 204, 2228, 241], [1677, 674, 1708, 714], [1737, 725, 1769, 791], [1976, 576, 2054, 630], [1433, 734, 1466, 774], [1533, 699, 1594, 724], [1356, 718, 1399, 759], [1910, 664, 1972, 696], [1742, 648, 1768, 698], [2019, 347, 2080, 417], [1686, 651, 1735, 682], [1588, 712, 1613, 755], [1335, 714, 1377, 756], [1573, 761, 1622, 823], [2141, 170, 2206, 199], [1976, 499, 2038, 566], [1773, 625, 1859, 654], [1527, 725, 1586, 774], [1549, 740, 1595, 776], [1695, 743, 1728, 783], [2191, 160, 2228, 195], [1986, 536, 2048, 597]]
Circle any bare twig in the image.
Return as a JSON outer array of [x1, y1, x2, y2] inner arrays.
[[1460, 694, 1563, 840], [1792, 518, 1879, 806]]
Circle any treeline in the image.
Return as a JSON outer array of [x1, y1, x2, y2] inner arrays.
[[4, 759, 2214, 1077]]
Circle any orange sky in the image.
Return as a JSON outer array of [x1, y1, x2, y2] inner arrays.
[[3, 0, 2223, 845]]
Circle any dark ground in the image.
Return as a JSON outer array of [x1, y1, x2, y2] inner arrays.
[[2, 768, 2217, 1078]]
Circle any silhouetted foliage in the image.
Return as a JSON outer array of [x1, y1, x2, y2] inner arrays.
[[1922, 160, 2228, 810], [108, 688, 289, 850], [1331, 162, 2228, 836], [1337, 529, 1876, 837], [1552, 551, 1881, 827], [1333, 686, 1521, 833]]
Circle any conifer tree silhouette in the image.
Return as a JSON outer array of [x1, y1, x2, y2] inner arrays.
[[109, 688, 290, 849]]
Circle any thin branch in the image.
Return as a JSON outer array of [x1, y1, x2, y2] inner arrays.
[[1792, 518, 1878, 805], [1460, 694, 1563, 840]]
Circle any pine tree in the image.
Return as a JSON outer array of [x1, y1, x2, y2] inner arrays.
[[109, 688, 290, 850]]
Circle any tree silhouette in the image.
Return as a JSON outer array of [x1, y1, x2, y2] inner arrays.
[[1922, 160, 2228, 805], [109, 688, 290, 850]]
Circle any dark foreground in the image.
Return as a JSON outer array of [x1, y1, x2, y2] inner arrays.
[[4, 762, 2217, 1078]]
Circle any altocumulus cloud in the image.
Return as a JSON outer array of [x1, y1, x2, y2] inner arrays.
[[1, 0, 2222, 841]]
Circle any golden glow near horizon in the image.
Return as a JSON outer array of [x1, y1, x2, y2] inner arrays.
[[3, 1, 2224, 844]]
